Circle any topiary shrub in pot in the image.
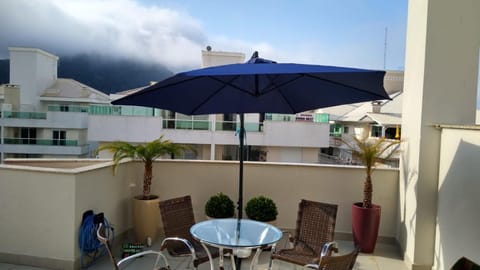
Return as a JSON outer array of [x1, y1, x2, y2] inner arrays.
[[204, 192, 235, 218], [245, 195, 278, 223]]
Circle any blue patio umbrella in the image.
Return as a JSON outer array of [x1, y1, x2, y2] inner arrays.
[[113, 52, 390, 219]]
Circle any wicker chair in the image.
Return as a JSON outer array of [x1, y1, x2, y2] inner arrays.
[[305, 242, 360, 270], [269, 199, 338, 270], [159, 195, 231, 270], [96, 223, 169, 270]]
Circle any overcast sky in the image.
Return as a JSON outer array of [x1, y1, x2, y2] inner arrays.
[[0, 0, 408, 72]]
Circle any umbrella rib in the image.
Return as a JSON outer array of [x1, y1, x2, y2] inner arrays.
[[304, 73, 389, 99], [261, 73, 389, 100], [207, 76, 258, 96], [189, 75, 240, 114]]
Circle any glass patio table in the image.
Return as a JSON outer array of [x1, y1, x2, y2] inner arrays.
[[190, 218, 283, 270]]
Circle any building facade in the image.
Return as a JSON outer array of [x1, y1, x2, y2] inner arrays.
[[0, 47, 110, 160]]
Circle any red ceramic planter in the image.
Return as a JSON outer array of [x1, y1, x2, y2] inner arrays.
[[351, 202, 381, 253]]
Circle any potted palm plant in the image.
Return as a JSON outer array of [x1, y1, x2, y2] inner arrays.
[[343, 134, 400, 253], [245, 195, 278, 224], [96, 136, 188, 244], [205, 192, 235, 219]]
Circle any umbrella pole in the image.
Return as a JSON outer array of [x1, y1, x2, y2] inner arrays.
[[235, 114, 245, 270], [238, 113, 245, 220]]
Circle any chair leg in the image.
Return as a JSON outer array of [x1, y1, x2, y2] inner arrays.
[[230, 254, 236, 270], [267, 244, 276, 270]]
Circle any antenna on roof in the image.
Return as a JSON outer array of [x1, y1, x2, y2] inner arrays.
[[383, 27, 388, 70]]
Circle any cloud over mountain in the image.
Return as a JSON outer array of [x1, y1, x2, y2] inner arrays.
[[0, 0, 208, 71]]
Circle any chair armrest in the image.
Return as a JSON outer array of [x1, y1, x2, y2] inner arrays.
[[320, 241, 338, 257], [117, 250, 169, 268], [161, 237, 196, 259], [304, 264, 320, 269], [279, 229, 295, 249], [281, 229, 295, 242]]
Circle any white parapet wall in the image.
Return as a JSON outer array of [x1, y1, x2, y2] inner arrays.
[[435, 126, 480, 270], [0, 159, 399, 269]]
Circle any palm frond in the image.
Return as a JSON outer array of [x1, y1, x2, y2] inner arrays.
[[95, 136, 188, 198]]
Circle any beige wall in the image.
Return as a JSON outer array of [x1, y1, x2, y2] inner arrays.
[[435, 127, 480, 270], [0, 160, 399, 269], [266, 146, 319, 163], [0, 161, 136, 269], [0, 167, 76, 266], [142, 160, 399, 237]]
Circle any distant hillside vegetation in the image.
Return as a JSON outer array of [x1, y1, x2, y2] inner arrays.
[[0, 54, 173, 94]]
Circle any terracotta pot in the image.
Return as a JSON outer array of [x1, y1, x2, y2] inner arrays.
[[132, 195, 160, 244], [351, 202, 381, 253]]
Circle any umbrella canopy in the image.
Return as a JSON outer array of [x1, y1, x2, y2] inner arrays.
[[113, 54, 389, 115], [113, 52, 390, 218]]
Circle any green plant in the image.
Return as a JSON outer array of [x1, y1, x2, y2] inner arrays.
[[204, 193, 235, 218], [343, 135, 401, 208], [96, 136, 188, 200], [245, 196, 278, 222]]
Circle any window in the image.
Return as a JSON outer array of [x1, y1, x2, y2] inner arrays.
[[329, 124, 342, 137], [371, 126, 382, 137], [343, 126, 350, 134], [385, 127, 400, 139], [20, 128, 37, 144], [60, 105, 69, 112], [53, 130, 66, 145]]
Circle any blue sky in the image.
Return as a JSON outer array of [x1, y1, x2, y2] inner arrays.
[[0, 0, 408, 72]]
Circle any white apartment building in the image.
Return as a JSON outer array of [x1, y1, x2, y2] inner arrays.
[[90, 48, 333, 163], [0, 46, 403, 164], [0, 47, 110, 161], [91, 48, 403, 164]]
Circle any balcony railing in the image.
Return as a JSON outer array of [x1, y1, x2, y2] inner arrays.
[[162, 119, 211, 130], [3, 138, 79, 146], [161, 119, 263, 132], [214, 121, 263, 132], [0, 111, 47, 119], [47, 105, 89, 113]]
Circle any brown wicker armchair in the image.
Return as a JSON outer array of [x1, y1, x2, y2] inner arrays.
[[96, 223, 169, 270], [269, 199, 338, 269], [305, 242, 360, 270], [159, 195, 232, 270]]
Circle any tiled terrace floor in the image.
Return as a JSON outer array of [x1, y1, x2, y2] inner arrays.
[[0, 235, 408, 270]]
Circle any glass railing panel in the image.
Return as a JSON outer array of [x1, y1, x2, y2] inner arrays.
[[88, 105, 162, 117], [3, 112, 47, 119], [215, 121, 263, 132], [175, 120, 194, 129], [2, 138, 78, 146], [47, 105, 89, 113], [192, 121, 210, 130], [89, 105, 122, 115], [162, 119, 211, 130], [215, 121, 237, 131], [243, 122, 263, 132]]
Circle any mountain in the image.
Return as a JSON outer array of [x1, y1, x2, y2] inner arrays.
[[0, 59, 8, 84], [0, 54, 173, 94]]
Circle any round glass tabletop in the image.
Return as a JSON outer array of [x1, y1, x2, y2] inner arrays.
[[190, 218, 283, 249]]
